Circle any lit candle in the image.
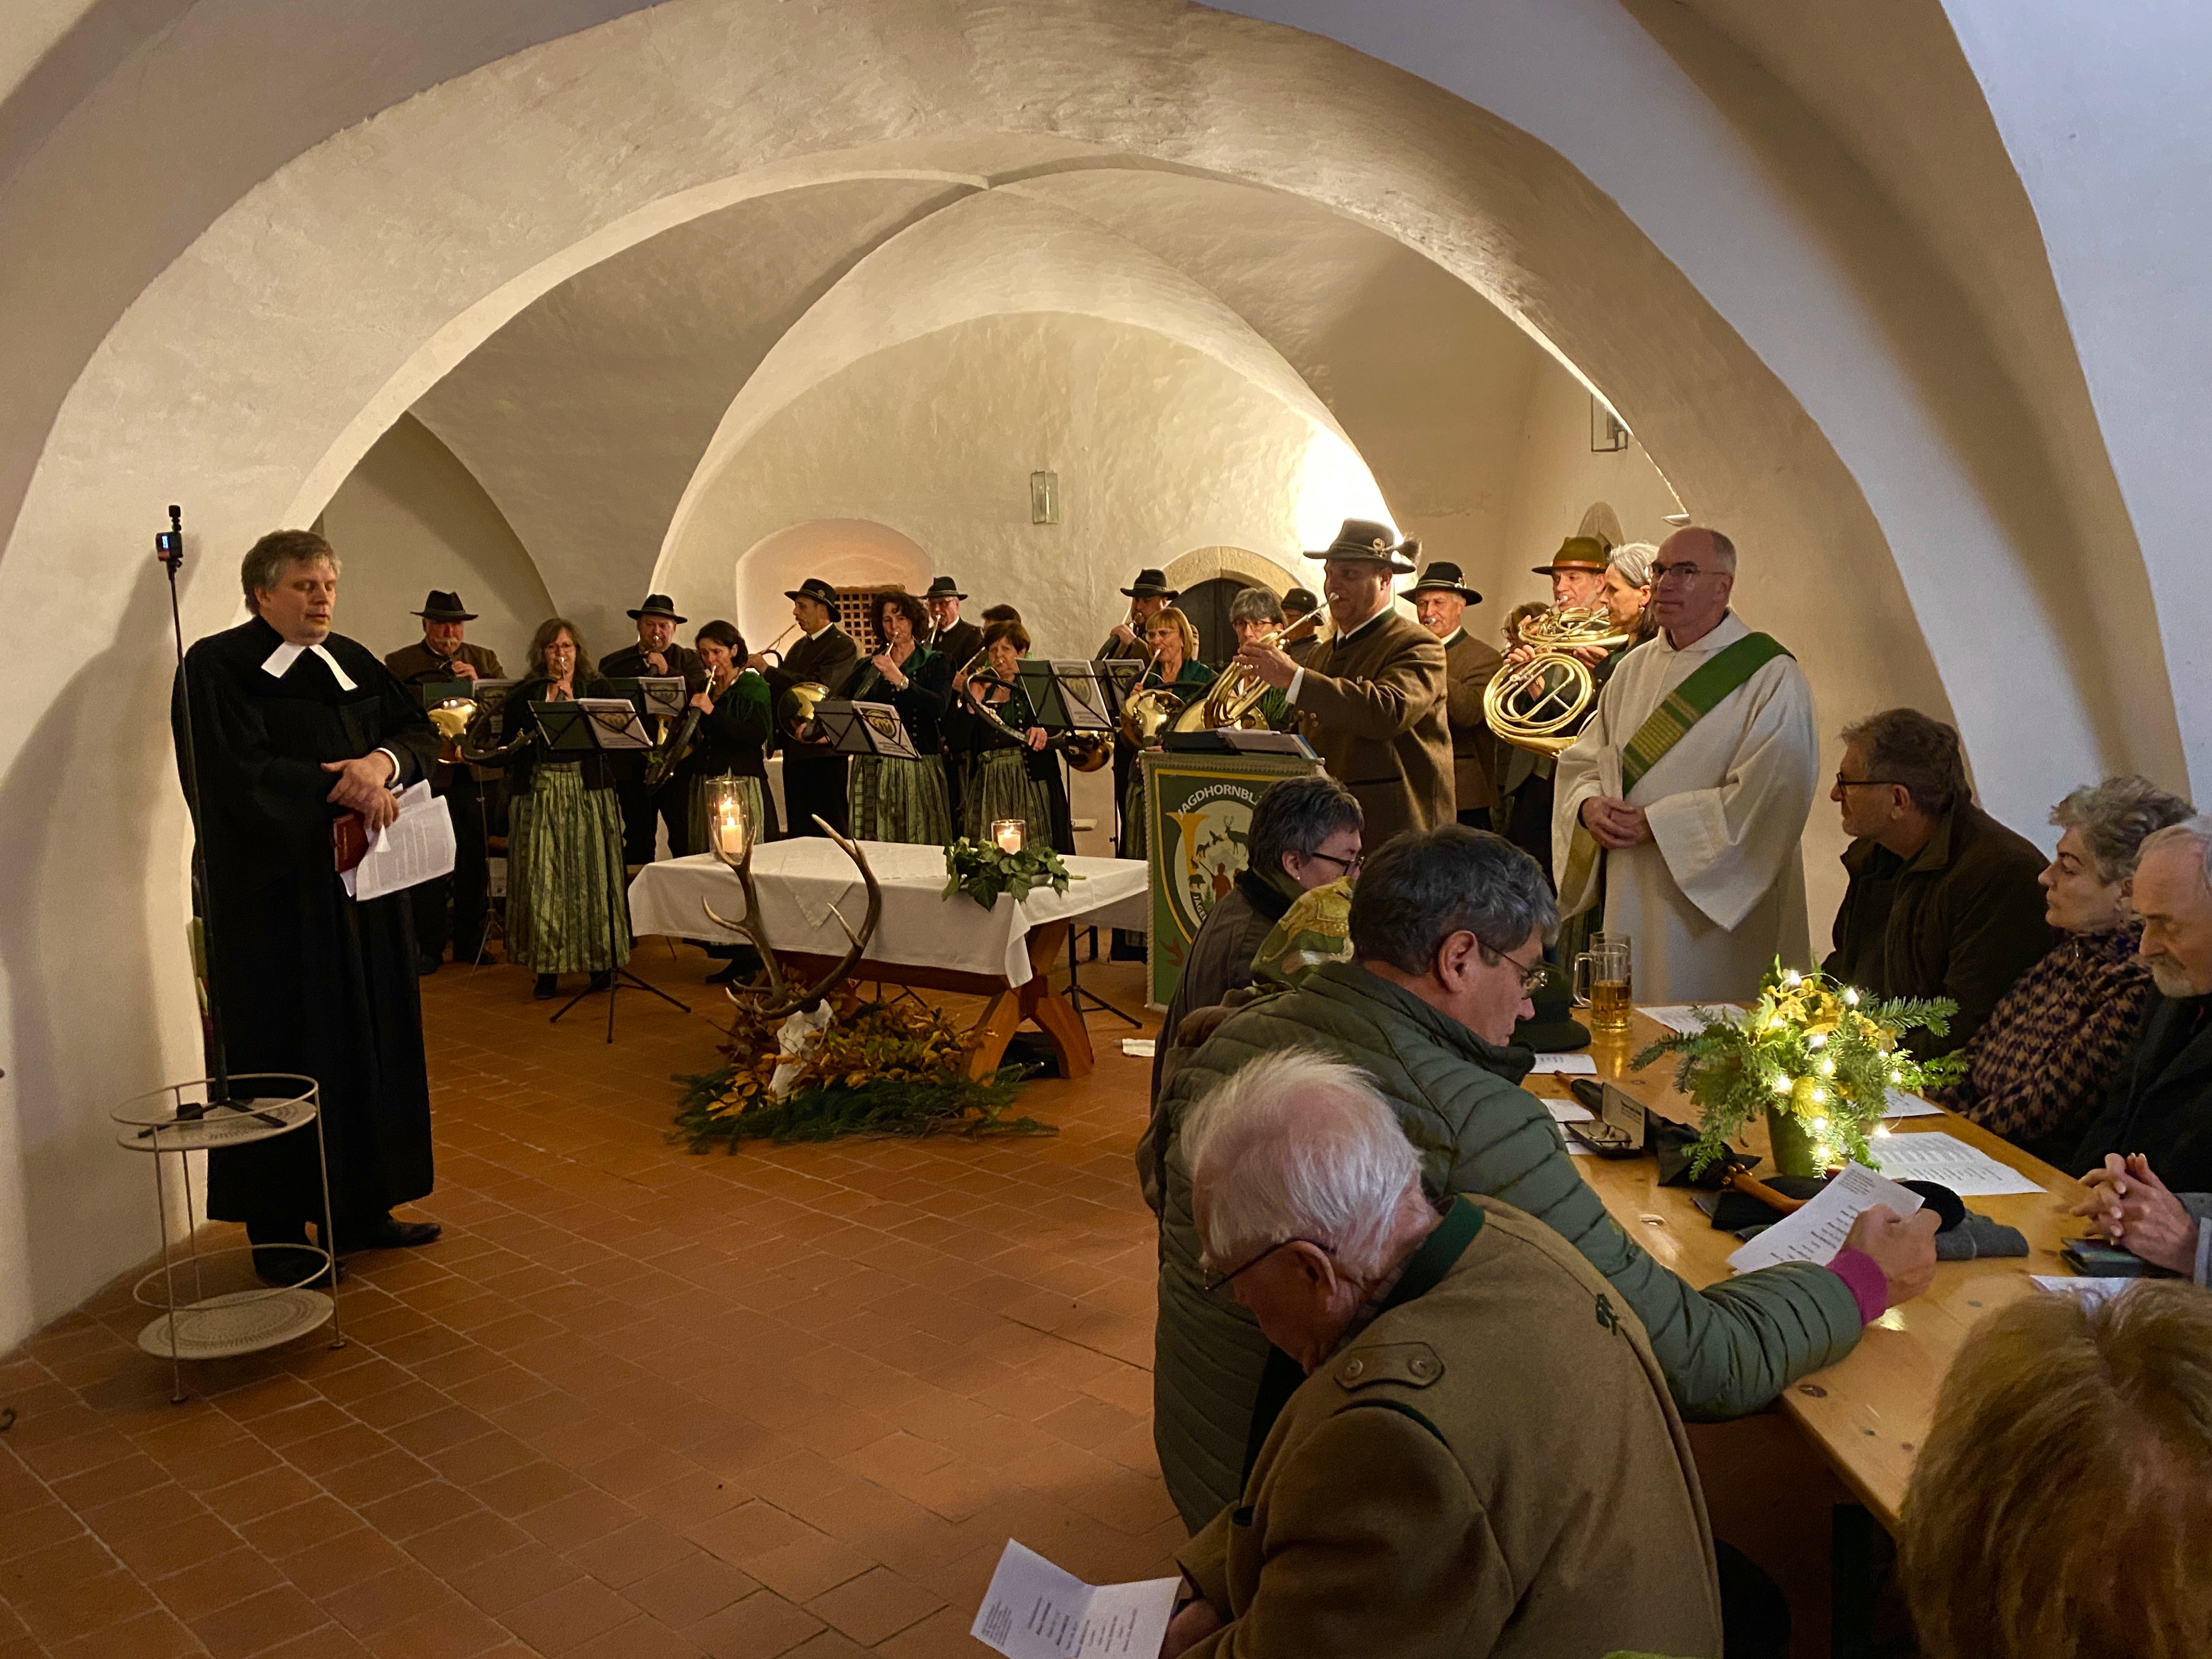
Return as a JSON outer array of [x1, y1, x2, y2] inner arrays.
[[992, 819, 1025, 854]]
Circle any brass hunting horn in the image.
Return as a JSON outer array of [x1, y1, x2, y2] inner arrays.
[[1482, 606, 1634, 756]]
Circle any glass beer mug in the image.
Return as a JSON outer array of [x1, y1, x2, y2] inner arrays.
[[1572, 933, 1634, 1034]]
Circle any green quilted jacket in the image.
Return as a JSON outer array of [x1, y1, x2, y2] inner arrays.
[[1152, 961, 1864, 1529]]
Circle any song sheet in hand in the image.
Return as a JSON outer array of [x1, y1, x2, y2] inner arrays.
[[1726, 1162, 1925, 1273], [970, 1540, 1179, 1659], [345, 781, 456, 902]]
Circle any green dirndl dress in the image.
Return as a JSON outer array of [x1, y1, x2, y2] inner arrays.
[[848, 754, 953, 845], [507, 760, 631, 973], [964, 747, 1054, 843]]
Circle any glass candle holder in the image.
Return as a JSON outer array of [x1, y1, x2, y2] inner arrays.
[[704, 776, 754, 867], [992, 819, 1025, 855]]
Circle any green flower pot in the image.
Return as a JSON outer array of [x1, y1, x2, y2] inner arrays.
[[1765, 1107, 1823, 1179]]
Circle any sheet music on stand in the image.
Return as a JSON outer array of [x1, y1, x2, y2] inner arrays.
[[603, 675, 688, 724], [531, 698, 653, 752], [812, 698, 921, 760], [1023, 661, 1119, 736]]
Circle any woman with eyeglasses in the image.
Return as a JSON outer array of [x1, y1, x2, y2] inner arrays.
[[1139, 776, 1365, 1202], [500, 618, 629, 1001]]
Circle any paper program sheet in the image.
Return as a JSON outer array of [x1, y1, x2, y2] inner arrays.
[[972, 1541, 1179, 1659], [1727, 1162, 1924, 1273], [344, 782, 456, 901], [1882, 1088, 1944, 1119], [1530, 1053, 1596, 1074], [2032, 1275, 2126, 1309], [1868, 1130, 2046, 1197], [1639, 1003, 1746, 1036]]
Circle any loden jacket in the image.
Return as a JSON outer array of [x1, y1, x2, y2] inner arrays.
[[1292, 610, 1452, 851]]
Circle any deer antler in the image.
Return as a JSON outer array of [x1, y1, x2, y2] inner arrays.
[[702, 814, 882, 1019]]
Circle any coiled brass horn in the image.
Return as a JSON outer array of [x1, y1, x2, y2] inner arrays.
[[1169, 608, 1323, 735], [1482, 606, 1635, 756]]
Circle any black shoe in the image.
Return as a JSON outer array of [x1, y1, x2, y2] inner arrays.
[[588, 970, 613, 991], [252, 1243, 343, 1288], [533, 973, 559, 1000], [416, 953, 441, 975], [346, 1214, 443, 1251]]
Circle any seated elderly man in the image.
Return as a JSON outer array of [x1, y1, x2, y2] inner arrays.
[[1897, 1280, 2212, 1658], [1163, 1051, 1723, 1659], [2070, 816, 2212, 1194], [1823, 708, 2054, 1055], [1934, 775, 2193, 1161], [1153, 825, 1938, 1529], [1141, 775, 1363, 1201]]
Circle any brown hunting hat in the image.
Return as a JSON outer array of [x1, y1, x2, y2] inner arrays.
[[1531, 535, 1610, 577], [1306, 518, 1419, 575]]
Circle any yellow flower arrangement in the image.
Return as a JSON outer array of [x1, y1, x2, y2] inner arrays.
[[1635, 962, 1967, 1177]]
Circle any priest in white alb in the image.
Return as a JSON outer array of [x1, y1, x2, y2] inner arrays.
[[1551, 526, 1819, 1003]]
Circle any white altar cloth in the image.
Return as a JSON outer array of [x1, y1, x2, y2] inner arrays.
[[627, 843, 1150, 988]]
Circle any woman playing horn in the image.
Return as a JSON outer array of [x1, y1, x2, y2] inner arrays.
[[947, 619, 1056, 845], [835, 589, 953, 845], [682, 620, 779, 851], [1119, 606, 1215, 862]]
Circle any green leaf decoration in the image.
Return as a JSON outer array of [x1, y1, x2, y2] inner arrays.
[[941, 836, 1083, 909]]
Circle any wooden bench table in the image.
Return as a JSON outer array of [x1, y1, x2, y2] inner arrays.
[[1525, 1009, 2080, 1531]]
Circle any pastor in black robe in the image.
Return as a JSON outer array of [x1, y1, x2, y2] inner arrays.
[[172, 615, 442, 1242]]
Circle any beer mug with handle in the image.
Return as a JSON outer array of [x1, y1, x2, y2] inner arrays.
[[1572, 932, 1634, 1034]]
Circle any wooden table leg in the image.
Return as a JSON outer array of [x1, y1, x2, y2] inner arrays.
[[966, 989, 1024, 1081], [1020, 927, 1093, 1080]]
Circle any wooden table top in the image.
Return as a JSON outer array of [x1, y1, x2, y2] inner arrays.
[[1524, 1009, 2087, 1531]]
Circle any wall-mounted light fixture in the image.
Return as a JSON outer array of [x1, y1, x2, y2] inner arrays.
[[1030, 471, 1060, 525], [1589, 397, 1629, 454], [1662, 512, 1692, 527]]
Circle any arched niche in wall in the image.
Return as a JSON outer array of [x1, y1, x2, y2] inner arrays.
[[731, 519, 930, 651], [1163, 546, 1300, 596]]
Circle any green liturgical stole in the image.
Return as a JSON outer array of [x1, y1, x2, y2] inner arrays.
[[1618, 632, 1791, 794]]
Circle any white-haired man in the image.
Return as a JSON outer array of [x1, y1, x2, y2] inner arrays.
[[2070, 820, 2212, 1210], [1163, 1050, 1723, 1658], [1551, 526, 1819, 1001]]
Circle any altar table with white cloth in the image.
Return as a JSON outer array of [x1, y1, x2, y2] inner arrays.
[[626, 843, 1150, 1078]]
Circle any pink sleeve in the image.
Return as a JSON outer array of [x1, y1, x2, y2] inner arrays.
[[1826, 1248, 1889, 1325]]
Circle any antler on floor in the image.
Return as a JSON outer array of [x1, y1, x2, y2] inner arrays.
[[702, 814, 883, 1019]]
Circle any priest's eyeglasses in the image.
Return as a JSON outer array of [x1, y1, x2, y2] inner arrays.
[[1201, 1237, 1338, 1294], [1833, 774, 1904, 791]]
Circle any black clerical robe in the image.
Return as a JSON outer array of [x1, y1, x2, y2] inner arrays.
[[173, 616, 442, 1235]]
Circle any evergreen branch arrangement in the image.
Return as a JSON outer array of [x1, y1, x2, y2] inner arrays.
[[941, 836, 1082, 909], [671, 997, 1056, 1150], [1632, 961, 1968, 1177]]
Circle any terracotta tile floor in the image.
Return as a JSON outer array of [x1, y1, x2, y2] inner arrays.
[[0, 939, 1175, 1657]]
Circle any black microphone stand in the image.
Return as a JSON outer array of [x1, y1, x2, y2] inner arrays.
[[159, 506, 227, 1118]]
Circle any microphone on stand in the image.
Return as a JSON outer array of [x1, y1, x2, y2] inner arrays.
[[160, 507, 224, 1119]]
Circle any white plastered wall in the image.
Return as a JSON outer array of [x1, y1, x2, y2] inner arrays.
[[666, 313, 1386, 653], [317, 414, 554, 670], [0, 0, 2172, 1350]]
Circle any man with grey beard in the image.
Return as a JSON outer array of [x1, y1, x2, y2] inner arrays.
[[2070, 817, 2212, 1196]]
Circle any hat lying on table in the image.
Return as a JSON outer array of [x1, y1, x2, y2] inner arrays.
[[1407, 561, 1483, 603], [1512, 958, 1591, 1053], [1306, 518, 1419, 575], [413, 590, 477, 622], [1120, 568, 1179, 599], [1531, 535, 1610, 577], [923, 575, 967, 600], [627, 592, 687, 622], [783, 577, 841, 608]]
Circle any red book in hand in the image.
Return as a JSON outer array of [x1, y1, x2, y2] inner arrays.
[[332, 810, 371, 873]]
